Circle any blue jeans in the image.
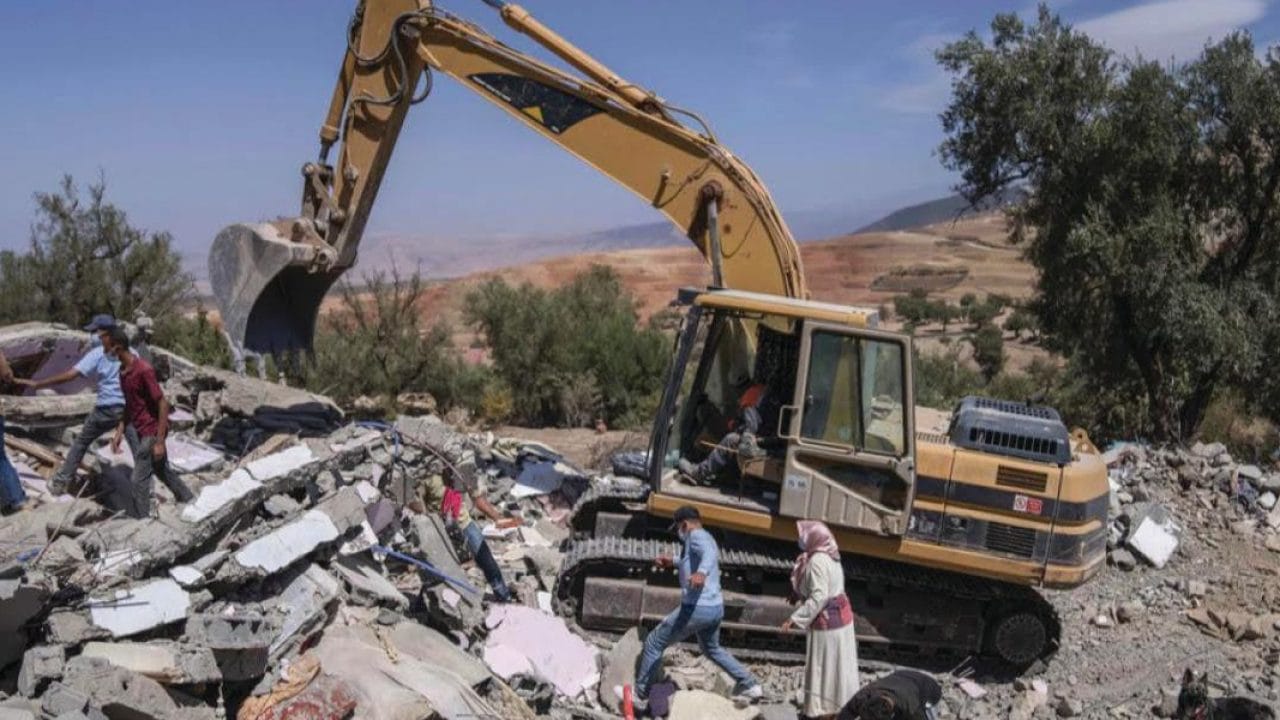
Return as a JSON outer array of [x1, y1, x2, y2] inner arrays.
[[636, 603, 756, 697], [460, 520, 511, 602], [0, 416, 28, 510]]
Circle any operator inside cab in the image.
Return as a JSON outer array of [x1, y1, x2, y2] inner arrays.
[[677, 371, 777, 485]]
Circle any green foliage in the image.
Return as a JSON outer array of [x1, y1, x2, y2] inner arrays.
[[464, 264, 668, 428], [1003, 306, 1038, 340], [893, 291, 932, 330], [913, 347, 984, 410], [304, 268, 485, 412], [0, 175, 193, 328], [938, 9, 1280, 440], [969, 324, 1006, 381], [153, 309, 232, 369]]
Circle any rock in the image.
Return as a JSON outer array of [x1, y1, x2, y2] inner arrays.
[[1242, 615, 1272, 641], [1186, 581, 1208, 598], [1266, 535, 1280, 553], [1010, 686, 1050, 720], [598, 628, 643, 714], [1213, 452, 1233, 468], [1239, 464, 1264, 482], [1156, 685, 1180, 717], [1117, 600, 1145, 623], [1231, 519, 1256, 535], [668, 690, 760, 720], [1056, 696, 1084, 718], [1260, 492, 1277, 511], [1091, 613, 1113, 628], [79, 641, 221, 685], [1186, 608, 1216, 629], [262, 494, 301, 518], [1192, 441, 1227, 459], [1109, 549, 1137, 571], [758, 705, 799, 720]]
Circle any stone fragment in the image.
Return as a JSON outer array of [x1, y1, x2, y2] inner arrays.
[[1186, 581, 1207, 598], [38, 537, 87, 578], [1116, 600, 1145, 623], [1238, 464, 1263, 481], [0, 708, 37, 720], [180, 469, 262, 523], [80, 641, 221, 685], [1260, 492, 1277, 511], [40, 683, 89, 716], [262, 494, 301, 518], [1157, 686, 1180, 717], [1056, 696, 1083, 718], [17, 645, 65, 697], [88, 579, 191, 638], [1109, 548, 1137, 571], [62, 656, 183, 720], [668, 690, 760, 720], [759, 705, 800, 720], [1192, 441, 1226, 459], [332, 555, 409, 609], [599, 628, 643, 713], [1267, 535, 1280, 553]]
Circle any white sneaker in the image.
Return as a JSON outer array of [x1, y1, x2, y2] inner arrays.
[[732, 682, 763, 704]]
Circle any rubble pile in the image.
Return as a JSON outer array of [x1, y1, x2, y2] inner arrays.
[[916, 441, 1280, 720], [0, 323, 660, 720]]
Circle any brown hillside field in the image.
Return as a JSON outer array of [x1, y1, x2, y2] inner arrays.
[[331, 210, 1049, 372]]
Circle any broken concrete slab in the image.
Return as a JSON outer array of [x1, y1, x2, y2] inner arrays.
[[315, 625, 497, 720], [268, 565, 341, 662], [180, 469, 261, 523], [0, 578, 52, 668], [17, 645, 64, 697], [483, 604, 599, 699], [599, 628, 642, 714], [250, 673, 358, 720], [386, 621, 490, 687], [80, 641, 221, 685], [87, 578, 191, 638], [243, 446, 316, 483], [62, 656, 184, 720], [168, 566, 204, 588], [332, 556, 409, 609], [231, 510, 340, 576], [40, 683, 90, 717]]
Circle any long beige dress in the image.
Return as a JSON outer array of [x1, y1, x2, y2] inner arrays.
[[790, 552, 859, 716]]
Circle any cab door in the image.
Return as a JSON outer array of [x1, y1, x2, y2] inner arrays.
[[778, 322, 916, 536]]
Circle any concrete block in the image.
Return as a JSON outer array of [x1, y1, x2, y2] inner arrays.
[[88, 579, 191, 638], [0, 708, 37, 720], [1127, 517, 1178, 568], [168, 566, 204, 588], [80, 641, 221, 685], [17, 645, 64, 697], [185, 610, 273, 680], [62, 656, 180, 720]]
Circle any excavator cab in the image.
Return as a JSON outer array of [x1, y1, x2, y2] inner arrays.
[[648, 289, 917, 538]]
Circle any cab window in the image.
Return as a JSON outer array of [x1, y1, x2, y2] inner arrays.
[[800, 332, 906, 455]]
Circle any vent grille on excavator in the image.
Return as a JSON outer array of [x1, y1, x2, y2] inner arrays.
[[995, 465, 1050, 493], [985, 522, 1037, 558], [948, 396, 1072, 465]]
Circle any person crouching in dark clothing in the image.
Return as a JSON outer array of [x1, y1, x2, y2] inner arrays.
[[838, 669, 942, 720]]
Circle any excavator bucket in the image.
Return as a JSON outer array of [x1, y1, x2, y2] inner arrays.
[[208, 222, 342, 354]]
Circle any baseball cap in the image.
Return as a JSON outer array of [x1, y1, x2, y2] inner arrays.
[[668, 505, 700, 532], [83, 314, 117, 332]]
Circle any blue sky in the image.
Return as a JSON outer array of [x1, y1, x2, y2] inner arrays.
[[2, 0, 1276, 265]]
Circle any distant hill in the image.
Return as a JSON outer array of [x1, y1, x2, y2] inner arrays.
[[856, 188, 1024, 234]]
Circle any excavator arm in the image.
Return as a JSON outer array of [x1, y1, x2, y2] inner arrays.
[[210, 0, 806, 353]]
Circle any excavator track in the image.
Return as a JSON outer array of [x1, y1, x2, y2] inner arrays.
[[556, 490, 1062, 670]]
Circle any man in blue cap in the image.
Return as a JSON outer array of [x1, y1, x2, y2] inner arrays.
[[633, 505, 763, 710], [28, 314, 127, 495]]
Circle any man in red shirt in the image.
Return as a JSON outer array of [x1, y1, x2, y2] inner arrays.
[[105, 328, 193, 518]]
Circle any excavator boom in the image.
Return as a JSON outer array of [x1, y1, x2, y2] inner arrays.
[[211, 0, 805, 353]]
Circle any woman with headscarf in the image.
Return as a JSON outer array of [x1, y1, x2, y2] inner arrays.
[[782, 520, 859, 718]]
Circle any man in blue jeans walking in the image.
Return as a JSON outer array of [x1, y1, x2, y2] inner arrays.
[[634, 505, 763, 709], [0, 349, 32, 513], [27, 314, 125, 496]]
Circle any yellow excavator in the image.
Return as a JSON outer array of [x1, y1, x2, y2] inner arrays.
[[209, 0, 1109, 668]]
